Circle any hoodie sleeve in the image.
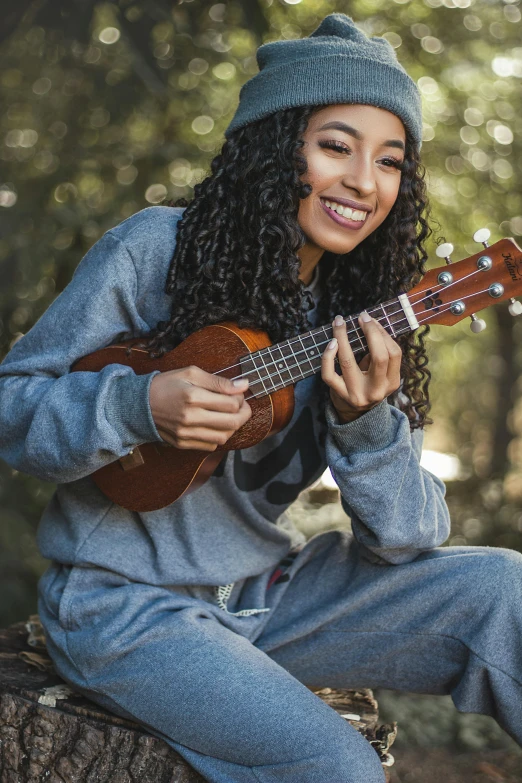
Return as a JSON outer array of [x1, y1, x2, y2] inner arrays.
[[0, 227, 164, 484], [324, 396, 451, 564]]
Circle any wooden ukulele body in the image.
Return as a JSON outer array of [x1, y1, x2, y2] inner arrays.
[[72, 322, 295, 512]]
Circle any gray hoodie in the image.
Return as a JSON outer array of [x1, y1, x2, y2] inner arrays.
[[0, 207, 450, 585]]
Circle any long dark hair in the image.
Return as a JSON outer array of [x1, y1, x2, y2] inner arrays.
[[142, 105, 433, 429]]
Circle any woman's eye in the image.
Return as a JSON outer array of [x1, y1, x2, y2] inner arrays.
[[319, 141, 404, 171], [380, 157, 404, 171], [319, 140, 350, 154]]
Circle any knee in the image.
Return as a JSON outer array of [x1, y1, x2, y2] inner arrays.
[[475, 547, 522, 595], [458, 546, 522, 617], [195, 725, 386, 783], [327, 740, 385, 783], [286, 723, 385, 783], [250, 714, 385, 783]]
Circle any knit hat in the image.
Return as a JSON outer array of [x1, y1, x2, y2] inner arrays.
[[225, 13, 422, 149]]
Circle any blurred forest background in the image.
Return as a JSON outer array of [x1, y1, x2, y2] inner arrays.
[[1, 0, 522, 772]]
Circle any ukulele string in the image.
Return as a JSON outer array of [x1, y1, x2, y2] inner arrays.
[[347, 263, 482, 329], [219, 297, 445, 391], [210, 302, 409, 380], [244, 321, 415, 399], [238, 284, 496, 399], [386, 257, 494, 306], [213, 265, 490, 383]]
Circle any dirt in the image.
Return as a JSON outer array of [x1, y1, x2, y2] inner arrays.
[[390, 749, 522, 783]]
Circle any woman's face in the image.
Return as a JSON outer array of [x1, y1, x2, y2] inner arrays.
[[297, 104, 406, 260]]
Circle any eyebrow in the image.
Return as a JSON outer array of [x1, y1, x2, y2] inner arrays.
[[317, 121, 405, 152]]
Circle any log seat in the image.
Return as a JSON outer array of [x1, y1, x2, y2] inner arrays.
[[0, 617, 397, 782]]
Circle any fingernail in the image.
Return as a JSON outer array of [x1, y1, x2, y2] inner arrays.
[[360, 311, 372, 323], [334, 315, 344, 327], [327, 338, 338, 350], [233, 378, 249, 387]]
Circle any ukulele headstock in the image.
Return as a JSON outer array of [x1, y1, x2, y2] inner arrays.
[[408, 232, 522, 329]]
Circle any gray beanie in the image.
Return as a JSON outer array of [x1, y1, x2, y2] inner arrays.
[[224, 13, 422, 149]]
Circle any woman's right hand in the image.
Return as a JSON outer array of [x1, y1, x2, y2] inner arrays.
[[149, 366, 252, 451]]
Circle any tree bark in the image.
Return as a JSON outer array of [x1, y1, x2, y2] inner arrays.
[[0, 620, 396, 782]]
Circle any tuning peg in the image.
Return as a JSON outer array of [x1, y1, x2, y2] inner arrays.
[[473, 228, 491, 248], [435, 243, 454, 265], [508, 298, 522, 316], [470, 314, 487, 333]]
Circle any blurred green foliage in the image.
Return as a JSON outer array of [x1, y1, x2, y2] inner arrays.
[[0, 0, 521, 639]]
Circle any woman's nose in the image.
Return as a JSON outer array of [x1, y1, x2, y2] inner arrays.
[[341, 156, 376, 197]]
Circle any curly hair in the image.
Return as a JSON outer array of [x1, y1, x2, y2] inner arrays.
[[141, 105, 433, 429]]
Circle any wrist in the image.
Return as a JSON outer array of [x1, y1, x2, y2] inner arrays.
[[333, 407, 364, 424], [330, 393, 376, 424], [106, 370, 163, 446]]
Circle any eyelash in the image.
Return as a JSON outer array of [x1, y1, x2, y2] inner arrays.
[[318, 140, 404, 171]]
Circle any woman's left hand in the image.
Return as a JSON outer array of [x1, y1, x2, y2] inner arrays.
[[321, 311, 402, 424]]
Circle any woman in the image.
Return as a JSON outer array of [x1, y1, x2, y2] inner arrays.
[[0, 13, 521, 783]]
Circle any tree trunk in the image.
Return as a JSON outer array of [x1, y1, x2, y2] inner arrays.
[[0, 619, 396, 782]]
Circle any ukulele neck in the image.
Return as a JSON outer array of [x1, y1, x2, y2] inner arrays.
[[239, 294, 418, 399]]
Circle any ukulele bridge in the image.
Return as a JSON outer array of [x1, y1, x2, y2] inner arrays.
[[119, 447, 145, 470]]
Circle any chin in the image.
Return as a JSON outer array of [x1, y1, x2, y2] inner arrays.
[[316, 234, 364, 256]]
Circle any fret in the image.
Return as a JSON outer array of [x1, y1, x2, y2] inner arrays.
[[278, 341, 304, 384], [311, 326, 332, 373], [263, 345, 292, 393], [380, 303, 396, 337], [239, 354, 263, 394], [283, 338, 306, 382], [307, 327, 330, 375], [298, 333, 316, 375], [390, 301, 410, 332], [251, 351, 272, 397], [318, 325, 331, 350], [264, 344, 285, 390], [347, 316, 366, 354], [269, 342, 296, 387], [309, 330, 322, 373], [319, 325, 332, 365], [279, 340, 300, 383]]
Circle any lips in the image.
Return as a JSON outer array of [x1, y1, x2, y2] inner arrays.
[[320, 196, 372, 213], [319, 199, 370, 231]]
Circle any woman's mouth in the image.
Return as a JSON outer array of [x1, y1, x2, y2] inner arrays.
[[320, 198, 370, 230]]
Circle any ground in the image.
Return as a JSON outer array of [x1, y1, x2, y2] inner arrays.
[[391, 749, 522, 783]]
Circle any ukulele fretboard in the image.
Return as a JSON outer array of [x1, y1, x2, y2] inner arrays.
[[239, 298, 410, 398]]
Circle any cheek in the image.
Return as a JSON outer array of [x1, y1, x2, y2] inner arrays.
[[301, 150, 338, 191], [385, 176, 402, 206], [296, 195, 314, 233], [375, 178, 401, 221]]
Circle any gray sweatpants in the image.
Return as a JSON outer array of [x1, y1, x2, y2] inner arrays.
[[38, 531, 522, 783]]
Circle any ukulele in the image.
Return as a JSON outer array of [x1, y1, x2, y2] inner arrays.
[[72, 231, 522, 512]]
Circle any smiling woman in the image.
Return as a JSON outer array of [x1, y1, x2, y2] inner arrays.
[[297, 105, 407, 276], [294, 103, 408, 423], [1, 11, 522, 783]]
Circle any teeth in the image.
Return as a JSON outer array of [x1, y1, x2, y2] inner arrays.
[[324, 200, 367, 221]]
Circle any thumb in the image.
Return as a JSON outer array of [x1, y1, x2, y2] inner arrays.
[[214, 373, 249, 394]]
